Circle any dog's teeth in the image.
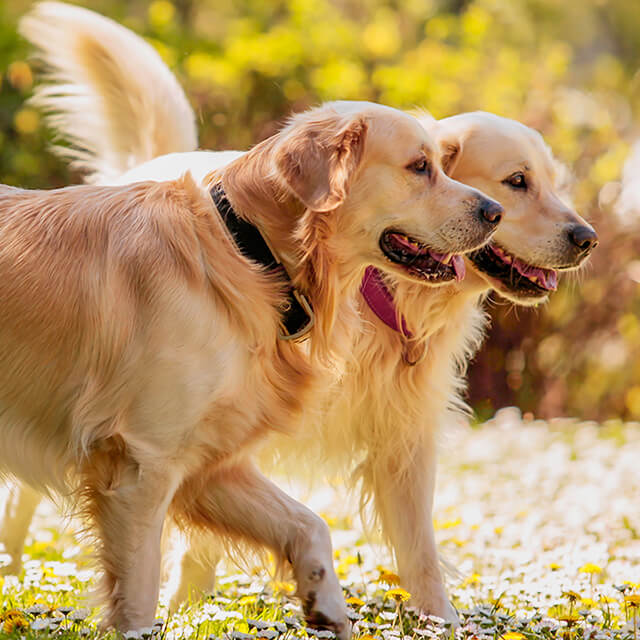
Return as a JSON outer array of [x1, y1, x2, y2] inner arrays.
[[444, 253, 453, 264]]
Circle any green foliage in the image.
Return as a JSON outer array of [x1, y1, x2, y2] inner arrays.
[[1, 0, 640, 419]]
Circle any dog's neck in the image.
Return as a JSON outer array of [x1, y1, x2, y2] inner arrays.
[[205, 138, 363, 359], [384, 269, 491, 345]]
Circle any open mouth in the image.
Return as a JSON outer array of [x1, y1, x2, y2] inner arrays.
[[379, 230, 465, 283], [468, 243, 558, 296]]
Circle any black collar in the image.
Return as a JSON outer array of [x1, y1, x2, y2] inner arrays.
[[210, 183, 314, 342]]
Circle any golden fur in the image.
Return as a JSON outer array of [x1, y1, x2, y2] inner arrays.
[[0, 60, 499, 635], [4, 2, 597, 627]]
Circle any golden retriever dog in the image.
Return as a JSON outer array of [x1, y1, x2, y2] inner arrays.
[[5, 1, 596, 625], [0, 87, 502, 640]]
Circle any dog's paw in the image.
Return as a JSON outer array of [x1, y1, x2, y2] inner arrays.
[[299, 565, 351, 640], [440, 600, 461, 627], [412, 595, 460, 628]]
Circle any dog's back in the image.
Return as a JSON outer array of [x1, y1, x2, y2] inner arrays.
[[0, 179, 218, 489]]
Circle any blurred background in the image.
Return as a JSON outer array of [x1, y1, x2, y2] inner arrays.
[[1, 0, 640, 422]]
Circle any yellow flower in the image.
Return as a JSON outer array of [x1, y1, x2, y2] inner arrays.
[[502, 633, 525, 640], [462, 573, 481, 586], [7, 61, 33, 92], [625, 594, 640, 606], [270, 580, 295, 594], [433, 517, 461, 530], [148, 0, 175, 28], [14, 108, 39, 135], [378, 571, 401, 585], [578, 563, 602, 574], [346, 596, 365, 607], [548, 562, 563, 570], [563, 590, 581, 602], [385, 588, 411, 603], [0, 610, 29, 633]]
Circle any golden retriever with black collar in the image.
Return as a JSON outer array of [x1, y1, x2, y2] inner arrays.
[[0, 71, 501, 640], [4, 1, 596, 626]]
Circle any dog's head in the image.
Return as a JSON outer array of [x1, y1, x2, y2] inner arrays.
[[273, 102, 502, 290], [423, 111, 597, 305]]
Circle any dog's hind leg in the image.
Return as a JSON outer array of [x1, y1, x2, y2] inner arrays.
[[167, 531, 220, 611], [172, 461, 350, 640], [81, 441, 182, 631], [0, 482, 41, 576]]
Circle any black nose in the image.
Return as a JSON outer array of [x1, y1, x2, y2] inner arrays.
[[568, 224, 598, 253], [478, 197, 503, 225]]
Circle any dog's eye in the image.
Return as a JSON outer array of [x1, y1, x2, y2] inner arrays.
[[504, 172, 527, 190], [408, 157, 432, 177]]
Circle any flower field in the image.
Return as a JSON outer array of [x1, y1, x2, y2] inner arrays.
[[2, 409, 640, 640]]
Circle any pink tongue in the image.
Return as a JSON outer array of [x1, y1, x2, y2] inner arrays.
[[452, 255, 466, 281], [428, 251, 466, 281], [512, 257, 557, 290]]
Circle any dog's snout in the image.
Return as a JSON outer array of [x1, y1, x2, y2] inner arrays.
[[568, 224, 598, 253], [478, 197, 503, 225]]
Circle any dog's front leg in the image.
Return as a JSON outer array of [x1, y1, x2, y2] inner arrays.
[[172, 462, 350, 640], [362, 431, 458, 624], [0, 481, 41, 576], [82, 453, 181, 632]]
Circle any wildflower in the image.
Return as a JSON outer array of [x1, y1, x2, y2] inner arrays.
[[563, 591, 582, 602], [385, 588, 411, 603], [378, 571, 401, 585], [548, 563, 563, 570], [69, 608, 90, 622], [346, 596, 365, 607], [31, 618, 50, 631], [247, 620, 272, 630], [270, 580, 295, 594], [579, 564, 603, 575], [501, 633, 525, 640], [1, 609, 29, 633], [625, 594, 640, 606], [26, 603, 49, 616]]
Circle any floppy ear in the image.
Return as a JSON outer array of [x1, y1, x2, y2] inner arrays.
[[275, 113, 368, 212], [439, 139, 463, 176]]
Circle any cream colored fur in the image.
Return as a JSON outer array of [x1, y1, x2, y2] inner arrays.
[[6, 2, 596, 626], [20, 1, 197, 182], [0, 83, 498, 640]]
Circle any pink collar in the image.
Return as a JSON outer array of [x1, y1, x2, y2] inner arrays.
[[359, 266, 412, 338]]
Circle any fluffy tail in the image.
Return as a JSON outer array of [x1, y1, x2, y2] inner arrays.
[[20, 2, 198, 183]]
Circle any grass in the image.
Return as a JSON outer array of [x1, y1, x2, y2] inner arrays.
[[2, 407, 640, 640]]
